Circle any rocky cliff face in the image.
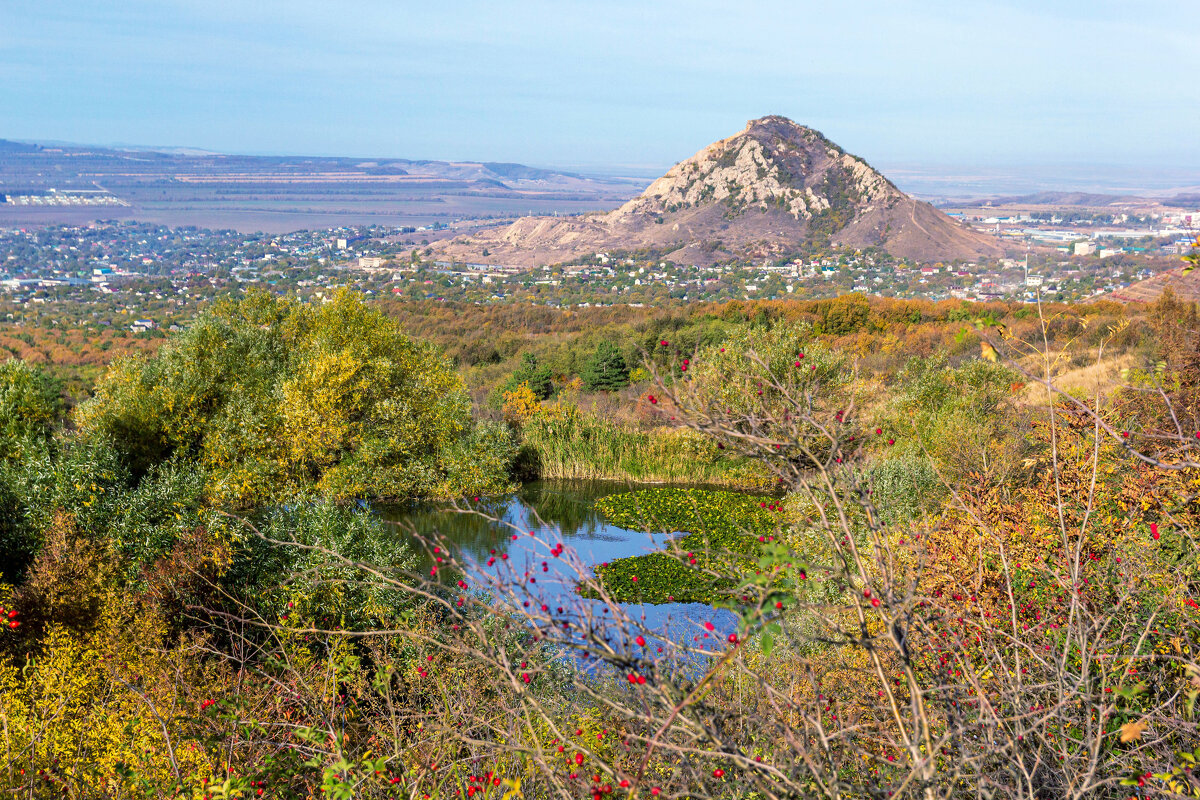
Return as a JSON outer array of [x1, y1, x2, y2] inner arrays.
[[611, 117, 897, 222], [436, 116, 1005, 266]]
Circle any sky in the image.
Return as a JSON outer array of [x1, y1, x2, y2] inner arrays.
[[3, 0, 1198, 175]]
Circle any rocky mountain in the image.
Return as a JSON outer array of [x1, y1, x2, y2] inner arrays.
[[437, 116, 1005, 266]]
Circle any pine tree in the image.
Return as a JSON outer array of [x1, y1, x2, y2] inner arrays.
[[582, 342, 630, 391], [512, 352, 554, 400]]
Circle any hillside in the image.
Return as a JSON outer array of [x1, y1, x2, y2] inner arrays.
[[437, 116, 1006, 266], [1109, 264, 1200, 304]]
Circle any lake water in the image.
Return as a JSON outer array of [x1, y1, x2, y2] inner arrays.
[[374, 480, 738, 646]]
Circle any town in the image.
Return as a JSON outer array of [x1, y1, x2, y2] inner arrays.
[[0, 212, 1191, 332]]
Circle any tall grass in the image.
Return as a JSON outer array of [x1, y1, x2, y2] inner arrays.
[[520, 412, 770, 488]]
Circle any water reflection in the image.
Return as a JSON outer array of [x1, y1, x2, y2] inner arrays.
[[374, 480, 738, 643]]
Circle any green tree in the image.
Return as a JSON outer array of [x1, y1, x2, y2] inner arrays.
[[509, 352, 554, 400], [581, 341, 630, 391], [75, 290, 513, 507]]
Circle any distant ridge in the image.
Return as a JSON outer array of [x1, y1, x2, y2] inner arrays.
[[437, 116, 1006, 265], [0, 140, 42, 153], [0, 138, 595, 188], [982, 191, 1141, 207]]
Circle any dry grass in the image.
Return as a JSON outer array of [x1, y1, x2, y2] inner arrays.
[[1015, 350, 1137, 403]]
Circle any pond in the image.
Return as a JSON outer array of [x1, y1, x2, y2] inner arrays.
[[374, 480, 738, 645]]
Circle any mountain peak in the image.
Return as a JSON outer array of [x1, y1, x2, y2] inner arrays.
[[741, 114, 819, 136], [436, 118, 1006, 266], [609, 117, 897, 223]]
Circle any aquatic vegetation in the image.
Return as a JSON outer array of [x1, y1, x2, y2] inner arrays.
[[591, 488, 786, 603]]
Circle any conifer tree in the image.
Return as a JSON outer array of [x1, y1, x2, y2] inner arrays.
[[582, 341, 630, 391]]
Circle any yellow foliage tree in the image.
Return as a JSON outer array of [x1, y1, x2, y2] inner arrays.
[[501, 381, 542, 427]]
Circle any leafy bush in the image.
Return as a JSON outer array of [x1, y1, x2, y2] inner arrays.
[[76, 290, 511, 506], [227, 500, 419, 629], [685, 320, 850, 418], [0, 436, 126, 581], [878, 353, 1029, 485], [866, 452, 941, 525], [0, 359, 63, 458]]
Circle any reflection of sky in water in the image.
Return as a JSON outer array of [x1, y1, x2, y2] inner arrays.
[[375, 480, 738, 644]]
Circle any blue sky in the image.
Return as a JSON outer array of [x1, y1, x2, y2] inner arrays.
[[3, 0, 1198, 173]]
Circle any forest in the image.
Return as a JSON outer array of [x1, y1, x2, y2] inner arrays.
[[0, 283, 1197, 799]]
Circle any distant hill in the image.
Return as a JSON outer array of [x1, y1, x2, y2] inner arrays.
[[1164, 194, 1200, 209], [0, 139, 642, 232], [437, 116, 1006, 266], [0, 140, 42, 153], [1109, 265, 1200, 304], [481, 162, 583, 181], [981, 191, 1142, 207]]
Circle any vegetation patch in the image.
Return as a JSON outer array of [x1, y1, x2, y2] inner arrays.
[[519, 411, 771, 488], [590, 488, 784, 604]]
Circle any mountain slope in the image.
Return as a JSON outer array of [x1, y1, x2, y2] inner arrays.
[[438, 116, 1005, 266]]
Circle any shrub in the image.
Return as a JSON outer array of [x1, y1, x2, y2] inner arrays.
[[0, 359, 63, 458], [75, 290, 510, 505], [866, 452, 941, 524]]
